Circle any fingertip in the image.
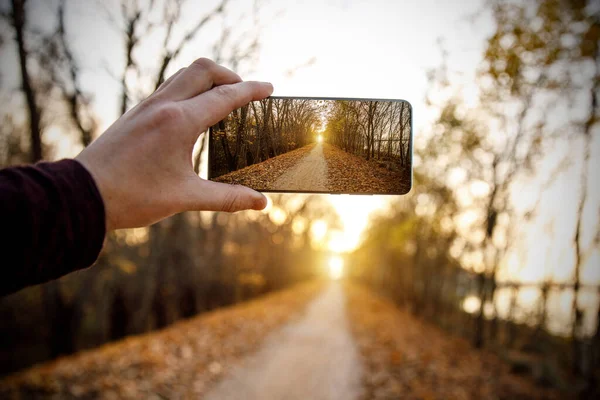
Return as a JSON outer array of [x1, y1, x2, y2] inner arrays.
[[265, 82, 274, 96], [235, 187, 267, 212], [252, 81, 274, 100], [252, 191, 268, 210], [217, 182, 267, 212], [263, 82, 274, 94]]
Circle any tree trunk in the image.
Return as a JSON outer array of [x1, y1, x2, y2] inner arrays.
[[42, 282, 76, 358], [571, 132, 591, 375], [11, 0, 42, 162], [263, 98, 277, 158], [474, 272, 486, 348], [232, 105, 248, 167], [219, 121, 236, 172], [398, 103, 405, 164]]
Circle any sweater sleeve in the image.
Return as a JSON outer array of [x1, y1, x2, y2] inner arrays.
[[0, 159, 106, 296]]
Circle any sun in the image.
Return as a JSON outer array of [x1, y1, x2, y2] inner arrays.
[[328, 256, 344, 280], [317, 134, 323, 143]]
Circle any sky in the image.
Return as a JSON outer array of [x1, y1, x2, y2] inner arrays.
[[0, 0, 598, 294]]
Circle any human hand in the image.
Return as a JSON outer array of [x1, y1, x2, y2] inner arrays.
[[76, 58, 273, 231]]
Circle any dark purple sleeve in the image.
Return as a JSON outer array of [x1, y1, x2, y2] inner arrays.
[[0, 159, 106, 296]]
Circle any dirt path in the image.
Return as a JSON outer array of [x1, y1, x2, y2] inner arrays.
[[270, 142, 329, 191], [204, 283, 363, 400], [214, 142, 410, 193], [0, 282, 567, 399]]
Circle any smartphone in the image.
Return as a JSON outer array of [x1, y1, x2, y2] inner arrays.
[[207, 96, 412, 194]]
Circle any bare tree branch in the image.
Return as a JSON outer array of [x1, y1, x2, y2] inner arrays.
[[119, 0, 142, 116], [153, 0, 229, 90], [55, 0, 96, 146]]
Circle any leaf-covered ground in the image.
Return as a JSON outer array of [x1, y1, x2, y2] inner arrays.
[[322, 145, 411, 194], [214, 143, 411, 193], [1, 282, 563, 400], [345, 284, 566, 400], [213, 144, 316, 189], [0, 282, 322, 400]]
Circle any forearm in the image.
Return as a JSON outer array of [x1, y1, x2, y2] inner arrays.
[[0, 160, 106, 296]]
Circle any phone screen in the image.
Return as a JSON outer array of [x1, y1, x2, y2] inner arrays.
[[208, 96, 412, 194]]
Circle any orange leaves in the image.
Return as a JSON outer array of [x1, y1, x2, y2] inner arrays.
[[214, 144, 316, 190], [0, 282, 323, 399], [323, 144, 411, 194], [389, 349, 403, 365], [345, 283, 564, 400]]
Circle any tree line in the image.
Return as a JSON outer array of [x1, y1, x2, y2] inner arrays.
[[350, 0, 600, 396], [210, 98, 412, 178], [325, 100, 411, 167], [210, 98, 325, 177]]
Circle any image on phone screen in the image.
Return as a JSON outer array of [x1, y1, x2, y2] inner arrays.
[[208, 96, 412, 194]]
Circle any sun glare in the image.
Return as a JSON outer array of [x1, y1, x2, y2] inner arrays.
[[326, 196, 388, 253], [317, 134, 323, 143], [311, 220, 328, 242], [328, 256, 344, 280], [462, 295, 480, 314]]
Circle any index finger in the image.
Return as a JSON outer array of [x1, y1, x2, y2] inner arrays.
[[180, 81, 274, 129], [159, 58, 243, 102]]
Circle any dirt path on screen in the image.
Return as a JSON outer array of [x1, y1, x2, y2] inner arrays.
[[214, 142, 411, 193], [270, 142, 328, 191]]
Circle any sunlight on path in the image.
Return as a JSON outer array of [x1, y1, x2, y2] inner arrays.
[[271, 142, 329, 191], [204, 283, 363, 400]]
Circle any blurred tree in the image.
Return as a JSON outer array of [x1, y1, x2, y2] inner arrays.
[[4, 0, 42, 162], [351, 171, 460, 326], [352, 0, 599, 392], [484, 0, 599, 377], [53, 0, 97, 147]]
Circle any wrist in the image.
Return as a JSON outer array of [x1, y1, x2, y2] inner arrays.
[[74, 155, 116, 231]]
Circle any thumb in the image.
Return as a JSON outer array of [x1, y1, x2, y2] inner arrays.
[[188, 178, 268, 212]]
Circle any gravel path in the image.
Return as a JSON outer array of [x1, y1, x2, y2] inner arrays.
[[204, 283, 363, 400], [270, 142, 328, 191]]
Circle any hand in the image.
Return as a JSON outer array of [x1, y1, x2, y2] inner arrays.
[[76, 58, 273, 231]]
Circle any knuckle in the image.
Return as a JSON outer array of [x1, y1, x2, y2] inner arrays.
[[191, 57, 214, 70], [213, 84, 236, 99], [152, 103, 184, 125], [157, 68, 184, 91], [169, 68, 186, 82]]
